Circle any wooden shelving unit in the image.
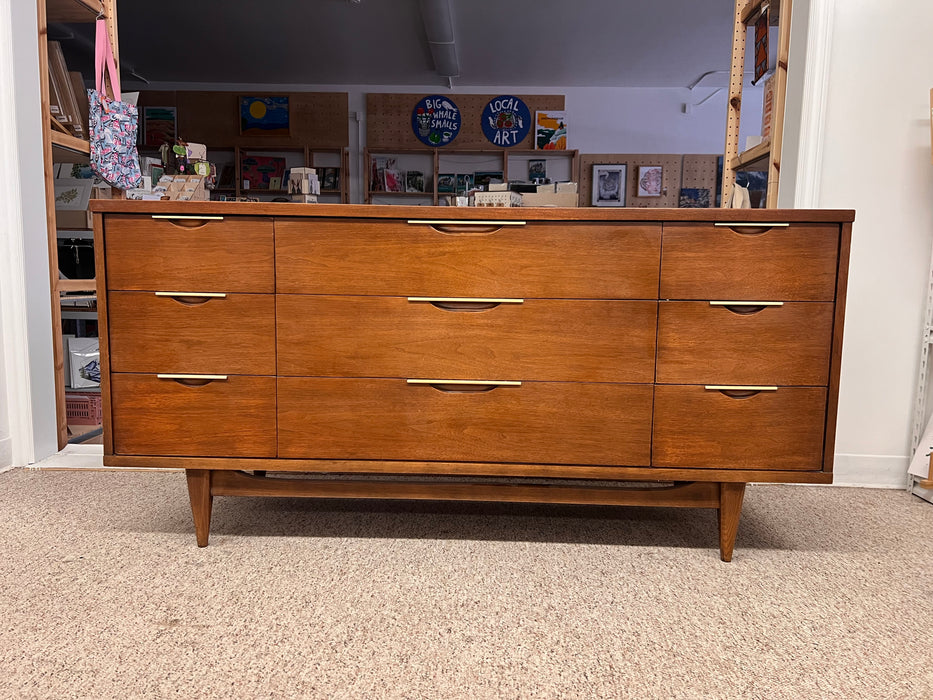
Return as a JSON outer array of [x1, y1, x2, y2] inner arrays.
[[722, 0, 791, 208], [38, 0, 119, 448], [364, 148, 578, 205]]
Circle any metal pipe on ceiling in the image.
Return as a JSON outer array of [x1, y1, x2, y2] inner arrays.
[[419, 0, 460, 81]]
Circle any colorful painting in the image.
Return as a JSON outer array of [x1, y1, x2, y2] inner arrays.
[[143, 106, 176, 146], [240, 96, 289, 136], [240, 155, 287, 190], [481, 95, 531, 147], [637, 166, 663, 197], [411, 95, 461, 147], [535, 110, 567, 150]]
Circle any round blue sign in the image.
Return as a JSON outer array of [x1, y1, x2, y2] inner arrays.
[[411, 95, 461, 147], [480, 95, 531, 148]]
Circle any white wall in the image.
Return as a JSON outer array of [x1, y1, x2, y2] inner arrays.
[[816, 0, 933, 486], [7, 0, 58, 463]]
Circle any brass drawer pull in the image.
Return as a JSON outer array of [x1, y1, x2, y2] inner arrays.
[[709, 300, 783, 315], [705, 385, 777, 399], [157, 374, 228, 386], [151, 215, 224, 221], [155, 291, 227, 303], [408, 296, 523, 311], [407, 378, 521, 393], [709, 301, 783, 307], [407, 220, 525, 226], [408, 297, 523, 304], [713, 222, 789, 228]]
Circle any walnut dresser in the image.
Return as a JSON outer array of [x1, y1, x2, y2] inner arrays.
[[90, 202, 854, 560]]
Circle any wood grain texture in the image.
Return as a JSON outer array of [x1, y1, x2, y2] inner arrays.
[[90, 201, 856, 224], [108, 292, 275, 375], [719, 482, 747, 562], [652, 385, 827, 470], [185, 469, 213, 547], [275, 220, 662, 298], [111, 374, 276, 457], [822, 221, 853, 472], [104, 454, 836, 485], [104, 215, 274, 292], [278, 378, 653, 466], [656, 301, 833, 385], [660, 223, 840, 300], [212, 470, 721, 508], [93, 207, 114, 455], [276, 296, 657, 383]]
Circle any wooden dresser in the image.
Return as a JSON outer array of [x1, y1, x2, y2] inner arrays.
[[90, 202, 854, 560]]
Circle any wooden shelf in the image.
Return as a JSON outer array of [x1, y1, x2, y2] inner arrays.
[[368, 191, 433, 197], [730, 140, 771, 171], [58, 279, 97, 293], [51, 131, 91, 161], [46, 0, 103, 23]]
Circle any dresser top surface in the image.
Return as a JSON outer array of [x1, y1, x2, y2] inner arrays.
[[90, 201, 856, 224]]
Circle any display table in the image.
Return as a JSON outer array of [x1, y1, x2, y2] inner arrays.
[[90, 201, 854, 560]]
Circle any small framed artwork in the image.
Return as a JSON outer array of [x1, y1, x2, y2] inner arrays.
[[54, 179, 93, 210], [473, 171, 503, 190], [637, 166, 663, 197], [406, 171, 425, 193], [528, 159, 546, 181], [591, 164, 626, 207], [437, 173, 456, 193], [143, 106, 176, 147], [455, 173, 473, 193], [322, 168, 340, 191], [679, 187, 711, 208], [240, 96, 290, 136]]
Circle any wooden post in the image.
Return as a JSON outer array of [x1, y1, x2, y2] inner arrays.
[[721, 0, 749, 207], [185, 469, 214, 547]]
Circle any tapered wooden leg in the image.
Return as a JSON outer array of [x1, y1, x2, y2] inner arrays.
[[185, 469, 213, 547], [718, 482, 746, 562]]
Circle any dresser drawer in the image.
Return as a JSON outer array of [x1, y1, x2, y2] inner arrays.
[[108, 292, 276, 375], [656, 301, 833, 385], [660, 223, 839, 301], [275, 218, 661, 298], [104, 214, 274, 292], [277, 296, 657, 383], [111, 374, 276, 457], [278, 378, 653, 466], [652, 385, 827, 470]]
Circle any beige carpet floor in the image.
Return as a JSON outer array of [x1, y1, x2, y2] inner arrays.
[[1, 468, 931, 699]]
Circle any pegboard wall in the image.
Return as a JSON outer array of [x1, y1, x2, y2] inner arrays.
[[136, 91, 350, 149], [366, 93, 564, 150], [580, 153, 720, 208]]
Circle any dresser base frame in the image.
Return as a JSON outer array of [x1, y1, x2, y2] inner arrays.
[[185, 469, 747, 561]]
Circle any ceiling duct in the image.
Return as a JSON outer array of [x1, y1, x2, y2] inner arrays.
[[419, 0, 459, 83]]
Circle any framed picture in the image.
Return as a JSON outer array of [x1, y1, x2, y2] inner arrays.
[[473, 171, 503, 190], [240, 96, 290, 136], [143, 106, 176, 147], [455, 173, 473, 193], [240, 155, 286, 190], [637, 166, 663, 197], [528, 159, 547, 181], [322, 167, 340, 191], [591, 164, 626, 207], [437, 173, 456, 193], [679, 187, 711, 208], [54, 179, 92, 210], [405, 170, 425, 193], [534, 110, 567, 150], [384, 168, 404, 192]]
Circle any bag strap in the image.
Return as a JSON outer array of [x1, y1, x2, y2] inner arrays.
[[95, 19, 121, 101]]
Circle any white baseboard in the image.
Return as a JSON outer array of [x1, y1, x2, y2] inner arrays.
[[0, 435, 11, 470], [831, 453, 909, 489]]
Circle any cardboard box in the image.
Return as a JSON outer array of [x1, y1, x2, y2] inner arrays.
[[521, 191, 580, 207], [55, 209, 92, 229]]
